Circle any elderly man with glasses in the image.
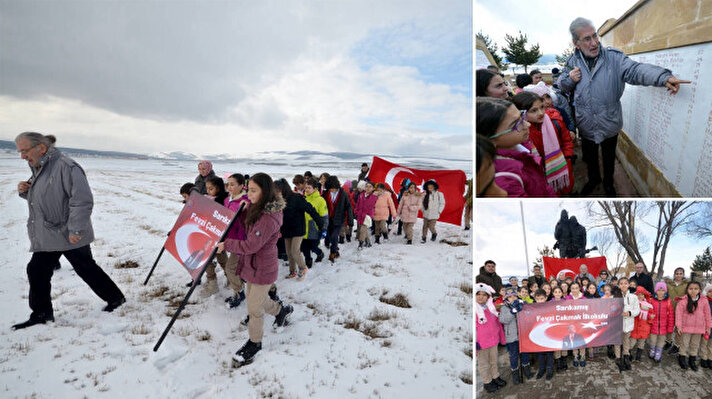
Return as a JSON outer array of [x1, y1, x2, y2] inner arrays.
[[558, 17, 689, 196]]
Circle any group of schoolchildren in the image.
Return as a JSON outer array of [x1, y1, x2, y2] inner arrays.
[[475, 68, 578, 198], [476, 269, 712, 394], [177, 160, 449, 308]]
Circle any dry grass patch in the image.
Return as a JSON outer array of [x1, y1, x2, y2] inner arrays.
[[341, 317, 391, 339], [440, 239, 468, 247], [460, 371, 473, 385], [459, 282, 472, 295], [367, 308, 396, 322], [379, 292, 411, 308], [115, 260, 140, 269], [197, 331, 212, 342], [131, 324, 151, 335]]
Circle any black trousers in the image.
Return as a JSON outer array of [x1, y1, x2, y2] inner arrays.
[[27, 245, 124, 316], [326, 223, 341, 254], [300, 239, 323, 262], [581, 134, 618, 188]]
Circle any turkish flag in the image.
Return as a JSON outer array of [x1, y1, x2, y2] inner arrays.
[[367, 156, 467, 225], [517, 298, 623, 352], [542, 256, 607, 281]]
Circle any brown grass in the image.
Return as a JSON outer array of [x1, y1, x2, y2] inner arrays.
[[114, 260, 140, 269], [460, 372, 473, 385], [460, 282, 472, 295], [367, 308, 396, 321], [379, 293, 411, 308], [341, 317, 391, 339]]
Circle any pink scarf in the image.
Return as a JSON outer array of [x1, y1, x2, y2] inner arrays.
[[541, 113, 569, 191]]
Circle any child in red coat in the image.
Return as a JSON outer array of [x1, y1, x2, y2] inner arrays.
[[649, 282, 675, 362], [630, 286, 654, 362]]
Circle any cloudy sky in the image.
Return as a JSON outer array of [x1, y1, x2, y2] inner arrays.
[[0, 1, 471, 159], [476, 0, 639, 56], [476, 200, 711, 280]]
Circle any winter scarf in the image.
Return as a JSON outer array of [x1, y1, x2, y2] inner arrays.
[[198, 160, 213, 176], [541, 113, 569, 191]]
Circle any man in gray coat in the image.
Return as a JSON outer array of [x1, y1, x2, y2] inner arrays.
[[12, 132, 125, 330], [558, 17, 689, 196]]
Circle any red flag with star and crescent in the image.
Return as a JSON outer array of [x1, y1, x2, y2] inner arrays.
[[543, 256, 607, 281], [366, 156, 467, 225]]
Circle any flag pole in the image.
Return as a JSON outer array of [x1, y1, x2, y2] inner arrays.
[[520, 201, 530, 277]]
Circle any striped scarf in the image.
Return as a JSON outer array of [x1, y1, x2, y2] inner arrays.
[[541, 113, 569, 192]]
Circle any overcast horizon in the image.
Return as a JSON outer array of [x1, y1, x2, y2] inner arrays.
[[0, 1, 472, 159]]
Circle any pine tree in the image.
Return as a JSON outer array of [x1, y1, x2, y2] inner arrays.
[[556, 44, 575, 67], [691, 246, 712, 279], [476, 31, 506, 70], [501, 31, 542, 73]]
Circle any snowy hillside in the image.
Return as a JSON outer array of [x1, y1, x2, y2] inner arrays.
[[0, 155, 473, 399]]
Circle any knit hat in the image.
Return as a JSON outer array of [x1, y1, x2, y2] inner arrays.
[[474, 283, 498, 324], [504, 287, 518, 298], [357, 180, 367, 190], [523, 81, 557, 104], [655, 282, 668, 293], [703, 283, 712, 296]]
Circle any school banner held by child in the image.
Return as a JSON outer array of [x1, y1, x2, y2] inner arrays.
[[517, 298, 624, 353], [366, 156, 467, 225], [164, 191, 236, 280], [542, 256, 607, 280]]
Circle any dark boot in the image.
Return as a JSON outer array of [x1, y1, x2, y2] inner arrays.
[[103, 297, 126, 312], [493, 376, 507, 387], [546, 368, 553, 380], [358, 241, 364, 250], [616, 357, 625, 372], [607, 345, 615, 359], [338, 236, 345, 244], [268, 285, 280, 303], [430, 233, 437, 242], [382, 232, 389, 241], [305, 258, 313, 268], [374, 235, 380, 244], [623, 355, 632, 370], [11, 312, 55, 330], [522, 364, 533, 379], [669, 344, 680, 355], [421, 237, 427, 244], [483, 381, 499, 393], [345, 234, 351, 243], [406, 239, 412, 245], [232, 339, 262, 367], [273, 304, 293, 327], [634, 348, 643, 362], [679, 355, 689, 370], [315, 252, 324, 263], [512, 368, 521, 385], [663, 341, 672, 351], [689, 356, 698, 371], [536, 367, 545, 379]]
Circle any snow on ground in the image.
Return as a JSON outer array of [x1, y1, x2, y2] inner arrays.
[[0, 154, 473, 399]]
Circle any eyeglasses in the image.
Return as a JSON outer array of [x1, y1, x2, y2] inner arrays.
[[490, 110, 527, 139], [18, 144, 38, 155]]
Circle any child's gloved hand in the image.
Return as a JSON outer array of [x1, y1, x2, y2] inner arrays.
[[321, 230, 327, 238], [511, 299, 524, 314]]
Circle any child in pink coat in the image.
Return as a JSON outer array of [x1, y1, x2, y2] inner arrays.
[[475, 283, 506, 393], [649, 282, 674, 362], [675, 281, 712, 371], [373, 183, 397, 244]]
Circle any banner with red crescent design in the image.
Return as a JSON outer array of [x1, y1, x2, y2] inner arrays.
[[517, 298, 623, 352], [164, 192, 236, 279], [366, 156, 467, 225], [543, 256, 607, 281]]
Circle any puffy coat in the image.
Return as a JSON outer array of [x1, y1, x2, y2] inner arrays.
[[494, 148, 557, 198], [224, 198, 285, 285], [303, 190, 328, 240], [354, 192, 378, 225], [373, 192, 397, 221], [675, 296, 712, 334], [420, 190, 445, 220], [323, 188, 354, 227], [649, 297, 675, 336], [396, 192, 422, 223], [475, 305, 505, 350], [20, 147, 95, 252], [498, 302, 520, 343], [527, 108, 575, 195], [623, 293, 641, 333], [631, 300, 653, 339], [558, 47, 673, 144], [224, 192, 249, 240], [281, 192, 322, 238]]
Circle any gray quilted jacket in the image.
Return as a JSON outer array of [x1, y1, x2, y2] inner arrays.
[[557, 47, 672, 143], [19, 148, 95, 252]]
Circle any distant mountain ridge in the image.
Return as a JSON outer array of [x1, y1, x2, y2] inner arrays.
[[0, 140, 471, 163]]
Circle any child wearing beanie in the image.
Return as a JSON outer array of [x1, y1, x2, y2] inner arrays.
[[649, 282, 675, 362]]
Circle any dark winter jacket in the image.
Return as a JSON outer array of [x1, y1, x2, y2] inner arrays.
[[281, 193, 323, 238], [323, 188, 354, 227], [630, 272, 654, 296], [224, 198, 285, 285], [476, 267, 503, 296], [20, 147, 95, 252], [194, 170, 216, 195]]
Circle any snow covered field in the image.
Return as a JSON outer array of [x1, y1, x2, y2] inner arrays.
[[0, 154, 473, 399]]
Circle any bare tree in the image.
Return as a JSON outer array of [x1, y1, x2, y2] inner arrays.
[[587, 201, 695, 280], [590, 229, 628, 276], [686, 202, 712, 239], [532, 245, 556, 270]]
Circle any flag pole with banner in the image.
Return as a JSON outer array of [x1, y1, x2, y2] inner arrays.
[[542, 256, 607, 281], [151, 192, 244, 351], [366, 156, 467, 225]]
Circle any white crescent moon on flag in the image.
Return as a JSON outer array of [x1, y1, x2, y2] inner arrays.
[[175, 223, 210, 262], [556, 269, 577, 279], [384, 166, 421, 191], [530, 321, 605, 350]]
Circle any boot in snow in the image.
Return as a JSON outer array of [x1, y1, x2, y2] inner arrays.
[[430, 233, 437, 242], [315, 252, 325, 263], [226, 290, 246, 309], [274, 304, 294, 327], [268, 285, 280, 303], [375, 235, 380, 244], [232, 340, 261, 368], [12, 312, 55, 330]]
